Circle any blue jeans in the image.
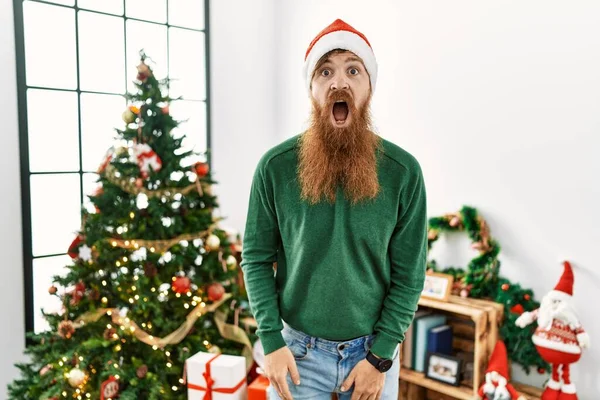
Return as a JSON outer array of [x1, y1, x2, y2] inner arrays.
[[267, 321, 400, 399]]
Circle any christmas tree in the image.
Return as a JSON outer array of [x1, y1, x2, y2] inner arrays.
[[8, 51, 257, 400]]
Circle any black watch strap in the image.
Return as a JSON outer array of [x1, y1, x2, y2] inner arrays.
[[366, 350, 393, 372]]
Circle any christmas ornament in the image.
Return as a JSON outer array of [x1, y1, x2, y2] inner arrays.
[[58, 320, 75, 339], [69, 281, 86, 306], [207, 282, 225, 302], [208, 345, 221, 354], [194, 161, 209, 177], [524, 294, 531, 301], [133, 143, 162, 178], [449, 216, 461, 227], [68, 234, 84, 259], [172, 276, 191, 294], [136, 364, 148, 379], [67, 368, 87, 387], [476, 340, 526, 400], [39, 364, 52, 376], [226, 254, 238, 269], [206, 234, 220, 251], [136, 62, 151, 82], [100, 375, 119, 400], [501, 283, 510, 291], [48, 285, 57, 295], [515, 261, 590, 400], [538, 367, 546, 374], [460, 289, 469, 298], [304, 19, 377, 92], [135, 178, 143, 188], [161, 104, 169, 114], [88, 288, 100, 301], [510, 304, 525, 315], [427, 229, 438, 240], [122, 109, 135, 124], [78, 244, 92, 262]]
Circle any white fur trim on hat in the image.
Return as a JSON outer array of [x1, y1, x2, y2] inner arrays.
[[303, 30, 377, 93], [546, 290, 572, 302]]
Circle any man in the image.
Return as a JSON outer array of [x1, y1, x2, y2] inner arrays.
[[241, 19, 428, 400]]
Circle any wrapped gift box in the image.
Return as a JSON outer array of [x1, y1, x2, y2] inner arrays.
[[248, 375, 270, 400], [186, 351, 248, 400]]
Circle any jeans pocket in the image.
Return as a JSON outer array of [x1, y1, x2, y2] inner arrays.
[[288, 338, 310, 361]]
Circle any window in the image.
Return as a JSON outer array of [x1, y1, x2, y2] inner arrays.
[[12, 0, 211, 334]]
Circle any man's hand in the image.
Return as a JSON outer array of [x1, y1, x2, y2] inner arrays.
[[341, 359, 385, 400], [264, 346, 301, 400]]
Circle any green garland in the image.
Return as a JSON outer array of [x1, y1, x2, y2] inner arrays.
[[427, 205, 549, 374]]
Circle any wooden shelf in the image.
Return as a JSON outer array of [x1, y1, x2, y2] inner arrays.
[[401, 368, 474, 400]]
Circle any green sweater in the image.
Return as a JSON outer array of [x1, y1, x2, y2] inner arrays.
[[240, 133, 427, 360]]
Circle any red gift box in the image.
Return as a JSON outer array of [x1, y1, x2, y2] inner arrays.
[[248, 375, 270, 400]]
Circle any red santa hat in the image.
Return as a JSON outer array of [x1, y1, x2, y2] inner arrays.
[[486, 340, 510, 379], [303, 19, 378, 93], [548, 260, 574, 302]]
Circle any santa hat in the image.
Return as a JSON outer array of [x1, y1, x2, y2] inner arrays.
[[303, 19, 378, 93], [548, 260, 574, 302], [486, 340, 509, 379]]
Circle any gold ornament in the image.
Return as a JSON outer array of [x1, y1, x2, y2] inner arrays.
[[226, 255, 237, 269], [122, 109, 135, 124], [206, 234, 220, 251], [208, 345, 221, 354], [67, 368, 87, 387]]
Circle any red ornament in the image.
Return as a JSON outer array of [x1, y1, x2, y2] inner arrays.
[[510, 304, 525, 315], [135, 178, 144, 188], [501, 283, 510, 291], [161, 105, 169, 115], [100, 375, 119, 400], [172, 276, 191, 294], [136, 63, 151, 82], [70, 281, 86, 306], [538, 367, 546, 374], [194, 162, 210, 177], [524, 293, 531, 301], [207, 282, 225, 302], [48, 285, 57, 295], [68, 234, 84, 259]]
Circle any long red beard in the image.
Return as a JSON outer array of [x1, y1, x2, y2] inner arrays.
[[297, 91, 382, 205]]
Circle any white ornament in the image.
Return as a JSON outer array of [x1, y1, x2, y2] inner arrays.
[[136, 193, 149, 209], [206, 234, 220, 251], [78, 245, 92, 261], [161, 217, 172, 227], [226, 255, 237, 268], [194, 255, 203, 266], [67, 368, 87, 387], [193, 239, 203, 247], [130, 247, 147, 262], [158, 283, 171, 292]]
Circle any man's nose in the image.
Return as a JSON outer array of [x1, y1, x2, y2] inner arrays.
[[330, 75, 349, 91]]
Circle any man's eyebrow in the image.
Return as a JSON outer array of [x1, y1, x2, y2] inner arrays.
[[345, 56, 362, 63]]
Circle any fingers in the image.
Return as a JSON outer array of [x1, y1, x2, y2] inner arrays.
[[341, 371, 354, 393], [289, 360, 301, 386], [271, 378, 285, 399], [279, 375, 294, 400]]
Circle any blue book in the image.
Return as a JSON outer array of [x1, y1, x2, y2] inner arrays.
[[427, 325, 453, 355], [413, 314, 447, 372]]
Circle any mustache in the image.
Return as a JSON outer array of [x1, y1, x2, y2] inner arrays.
[[325, 90, 356, 110]]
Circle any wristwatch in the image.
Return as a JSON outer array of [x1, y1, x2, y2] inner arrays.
[[366, 350, 393, 372]]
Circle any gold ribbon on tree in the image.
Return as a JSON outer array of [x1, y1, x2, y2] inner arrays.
[[73, 293, 233, 348]]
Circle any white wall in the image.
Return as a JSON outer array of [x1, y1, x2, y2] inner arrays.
[[274, 1, 600, 397], [0, 0, 26, 395], [210, 0, 280, 235]]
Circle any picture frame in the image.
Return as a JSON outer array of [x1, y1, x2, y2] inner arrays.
[[424, 352, 463, 386], [421, 272, 453, 301]]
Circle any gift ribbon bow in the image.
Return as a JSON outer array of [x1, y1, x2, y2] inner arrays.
[[187, 354, 246, 400]]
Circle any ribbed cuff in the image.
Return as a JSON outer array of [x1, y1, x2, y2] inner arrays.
[[260, 330, 287, 355], [369, 331, 399, 360]]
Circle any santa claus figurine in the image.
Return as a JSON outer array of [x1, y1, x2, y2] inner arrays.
[[515, 261, 590, 400], [476, 340, 526, 400], [133, 143, 162, 178]]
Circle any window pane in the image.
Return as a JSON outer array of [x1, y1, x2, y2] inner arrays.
[[23, 1, 77, 89], [28, 89, 80, 172], [126, 0, 166, 23], [170, 100, 206, 165], [78, 11, 125, 93], [168, 0, 204, 30], [83, 172, 100, 213], [81, 93, 125, 171], [41, 0, 74, 5], [33, 255, 71, 333], [126, 20, 168, 93], [31, 174, 81, 256], [169, 28, 205, 100], [78, 0, 123, 15]]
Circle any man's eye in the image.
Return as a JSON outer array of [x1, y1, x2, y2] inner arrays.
[[349, 68, 359, 75], [321, 69, 331, 77]]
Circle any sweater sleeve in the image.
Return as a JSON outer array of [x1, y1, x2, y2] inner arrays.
[[240, 159, 286, 355], [370, 165, 428, 359]]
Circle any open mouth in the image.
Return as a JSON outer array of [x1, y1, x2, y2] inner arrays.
[[332, 100, 350, 125]]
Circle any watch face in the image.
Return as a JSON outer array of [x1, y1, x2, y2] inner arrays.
[[379, 359, 393, 372]]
